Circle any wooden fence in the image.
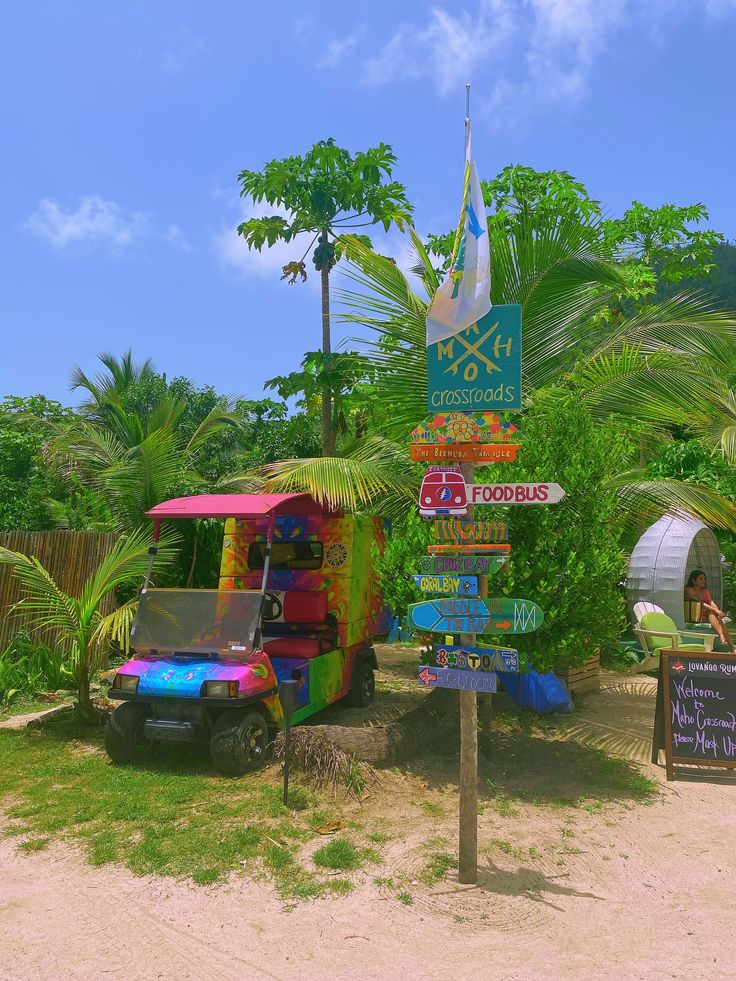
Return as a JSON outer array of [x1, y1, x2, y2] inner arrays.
[[0, 530, 120, 651]]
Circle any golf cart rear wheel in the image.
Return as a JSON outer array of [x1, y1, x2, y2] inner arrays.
[[210, 710, 270, 775], [105, 702, 153, 764], [347, 660, 375, 708]]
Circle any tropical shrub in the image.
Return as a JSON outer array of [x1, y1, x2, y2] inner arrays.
[[0, 631, 73, 704], [373, 511, 432, 620], [482, 392, 629, 673]]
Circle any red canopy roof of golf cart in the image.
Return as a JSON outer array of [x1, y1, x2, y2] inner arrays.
[[145, 493, 326, 522]]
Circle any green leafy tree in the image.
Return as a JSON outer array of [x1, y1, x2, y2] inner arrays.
[[483, 392, 628, 672], [0, 528, 173, 719], [236, 138, 413, 455]]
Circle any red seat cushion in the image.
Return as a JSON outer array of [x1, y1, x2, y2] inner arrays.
[[263, 637, 325, 659], [283, 592, 327, 623]]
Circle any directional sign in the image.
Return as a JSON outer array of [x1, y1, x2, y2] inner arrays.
[[427, 543, 511, 555], [468, 482, 566, 506], [434, 520, 508, 542], [410, 443, 520, 463], [409, 597, 544, 634], [434, 645, 519, 673], [418, 665, 497, 693], [412, 575, 478, 596], [427, 305, 522, 412], [410, 412, 521, 445], [419, 554, 508, 576]]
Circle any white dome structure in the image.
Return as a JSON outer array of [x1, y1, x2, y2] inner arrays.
[[626, 514, 723, 630]]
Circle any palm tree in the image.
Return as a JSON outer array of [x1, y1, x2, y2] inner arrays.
[[0, 528, 173, 720], [249, 211, 736, 532]]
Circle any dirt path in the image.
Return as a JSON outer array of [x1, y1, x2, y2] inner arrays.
[[2, 673, 736, 980]]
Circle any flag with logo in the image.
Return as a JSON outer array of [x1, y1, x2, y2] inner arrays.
[[425, 128, 491, 347]]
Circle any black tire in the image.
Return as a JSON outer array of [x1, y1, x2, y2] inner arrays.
[[347, 659, 375, 707], [210, 709, 270, 776], [105, 702, 153, 764]]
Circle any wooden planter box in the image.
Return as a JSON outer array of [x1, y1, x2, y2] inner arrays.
[[555, 651, 600, 695]]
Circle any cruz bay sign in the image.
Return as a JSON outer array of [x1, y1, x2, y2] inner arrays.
[[418, 554, 507, 576]]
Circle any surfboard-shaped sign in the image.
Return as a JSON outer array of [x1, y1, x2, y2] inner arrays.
[[408, 597, 544, 634], [412, 575, 478, 596], [418, 554, 507, 576], [418, 665, 498, 693], [468, 482, 566, 505], [434, 520, 508, 542], [434, 644, 519, 673]]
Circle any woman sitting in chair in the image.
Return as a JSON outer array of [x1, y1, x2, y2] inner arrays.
[[684, 569, 735, 652]]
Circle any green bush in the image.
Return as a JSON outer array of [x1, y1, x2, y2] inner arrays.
[[373, 510, 432, 620], [0, 631, 74, 704], [481, 391, 628, 673]]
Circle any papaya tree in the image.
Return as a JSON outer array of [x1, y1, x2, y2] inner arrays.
[[236, 139, 413, 455]]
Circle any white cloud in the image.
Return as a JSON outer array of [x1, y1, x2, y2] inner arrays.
[[161, 30, 205, 73], [318, 29, 364, 69], [164, 223, 190, 250], [361, 0, 736, 121], [24, 195, 148, 251], [213, 197, 319, 288]]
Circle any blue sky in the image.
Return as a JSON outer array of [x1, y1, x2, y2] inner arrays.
[[2, 0, 735, 406]]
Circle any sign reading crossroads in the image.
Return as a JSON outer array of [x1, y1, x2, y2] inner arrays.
[[426, 304, 522, 412]]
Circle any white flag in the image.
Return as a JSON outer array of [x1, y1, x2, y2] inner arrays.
[[426, 128, 491, 347]]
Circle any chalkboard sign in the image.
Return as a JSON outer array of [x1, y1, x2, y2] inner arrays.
[[660, 650, 736, 780]]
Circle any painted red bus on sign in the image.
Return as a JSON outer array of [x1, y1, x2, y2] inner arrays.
[[419, 466, 468, 519]]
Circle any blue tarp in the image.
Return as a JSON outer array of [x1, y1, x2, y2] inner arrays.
[[497, 670, 574, 714]]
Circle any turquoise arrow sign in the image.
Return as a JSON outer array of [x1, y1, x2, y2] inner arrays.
[[412, 574, 478, 596], [408, 597, 543, 635]]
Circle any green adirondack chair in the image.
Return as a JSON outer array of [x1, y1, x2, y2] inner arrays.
[[633, 611, 716, 673]]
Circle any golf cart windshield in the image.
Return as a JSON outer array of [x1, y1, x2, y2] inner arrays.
[[130, 589, 262, 654]]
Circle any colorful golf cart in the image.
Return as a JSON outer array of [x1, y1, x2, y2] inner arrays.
[[106, 493, 388, 774]]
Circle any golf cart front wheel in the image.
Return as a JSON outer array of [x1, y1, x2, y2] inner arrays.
[[347, 660, 375, 707], [210, 710, 270, 775], [105, 702, 153, 764]]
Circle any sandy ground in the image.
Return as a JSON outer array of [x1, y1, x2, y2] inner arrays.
[[2, 669, 736, 981]]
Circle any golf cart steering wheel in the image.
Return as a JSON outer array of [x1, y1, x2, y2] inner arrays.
[[261, 591, 283, 621]]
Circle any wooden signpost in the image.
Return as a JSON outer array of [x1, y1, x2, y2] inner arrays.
[[412, 575, 478, 595], [434, 644, 519, 673], [410, 443, 520, 463], [652, 649, 736, 780], [418, 665, 498, 693], [408, 597, 544, 634], [418, 554, 507, 576], [434, 519, 508, 542], [468, 482, 566, 505]]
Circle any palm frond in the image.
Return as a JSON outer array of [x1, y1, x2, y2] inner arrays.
[[78, 525, 176, 612], [605, 471, 736, 536], [91, 598, 139, 657], [185, 403, 242, 455], [0, 548, 80, 642]]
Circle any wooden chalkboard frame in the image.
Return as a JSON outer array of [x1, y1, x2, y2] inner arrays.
[[657, 648, 736, 781]]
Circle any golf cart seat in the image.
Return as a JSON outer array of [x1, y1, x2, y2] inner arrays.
[[261, 591, 337, 659]]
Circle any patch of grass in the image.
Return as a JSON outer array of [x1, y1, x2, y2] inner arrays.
[[420, 850, 458, 884], [18, 836, 50, 852], [327, 878, 354, 895], [313, 837, 361, 871], [397, 891, 413, 906], [264, 844, 294, 870], [367, 831, 391, 844], [491, 795, 519, 818], [285, 785, 314, 812], [418, 800, 444, 818], [192, 867, 221, 885]]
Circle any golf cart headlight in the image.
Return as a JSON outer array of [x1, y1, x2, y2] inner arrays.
[[114, 674, 139, 693], [204, 680, 239, 698]]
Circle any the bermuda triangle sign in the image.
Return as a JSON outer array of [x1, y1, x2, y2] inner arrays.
[[427, 304, 522, 413], [409, 597, 544, 634]]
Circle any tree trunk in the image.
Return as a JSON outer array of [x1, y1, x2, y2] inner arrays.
[[76, 658, 96, 722], [320, 230, 336, 457]]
